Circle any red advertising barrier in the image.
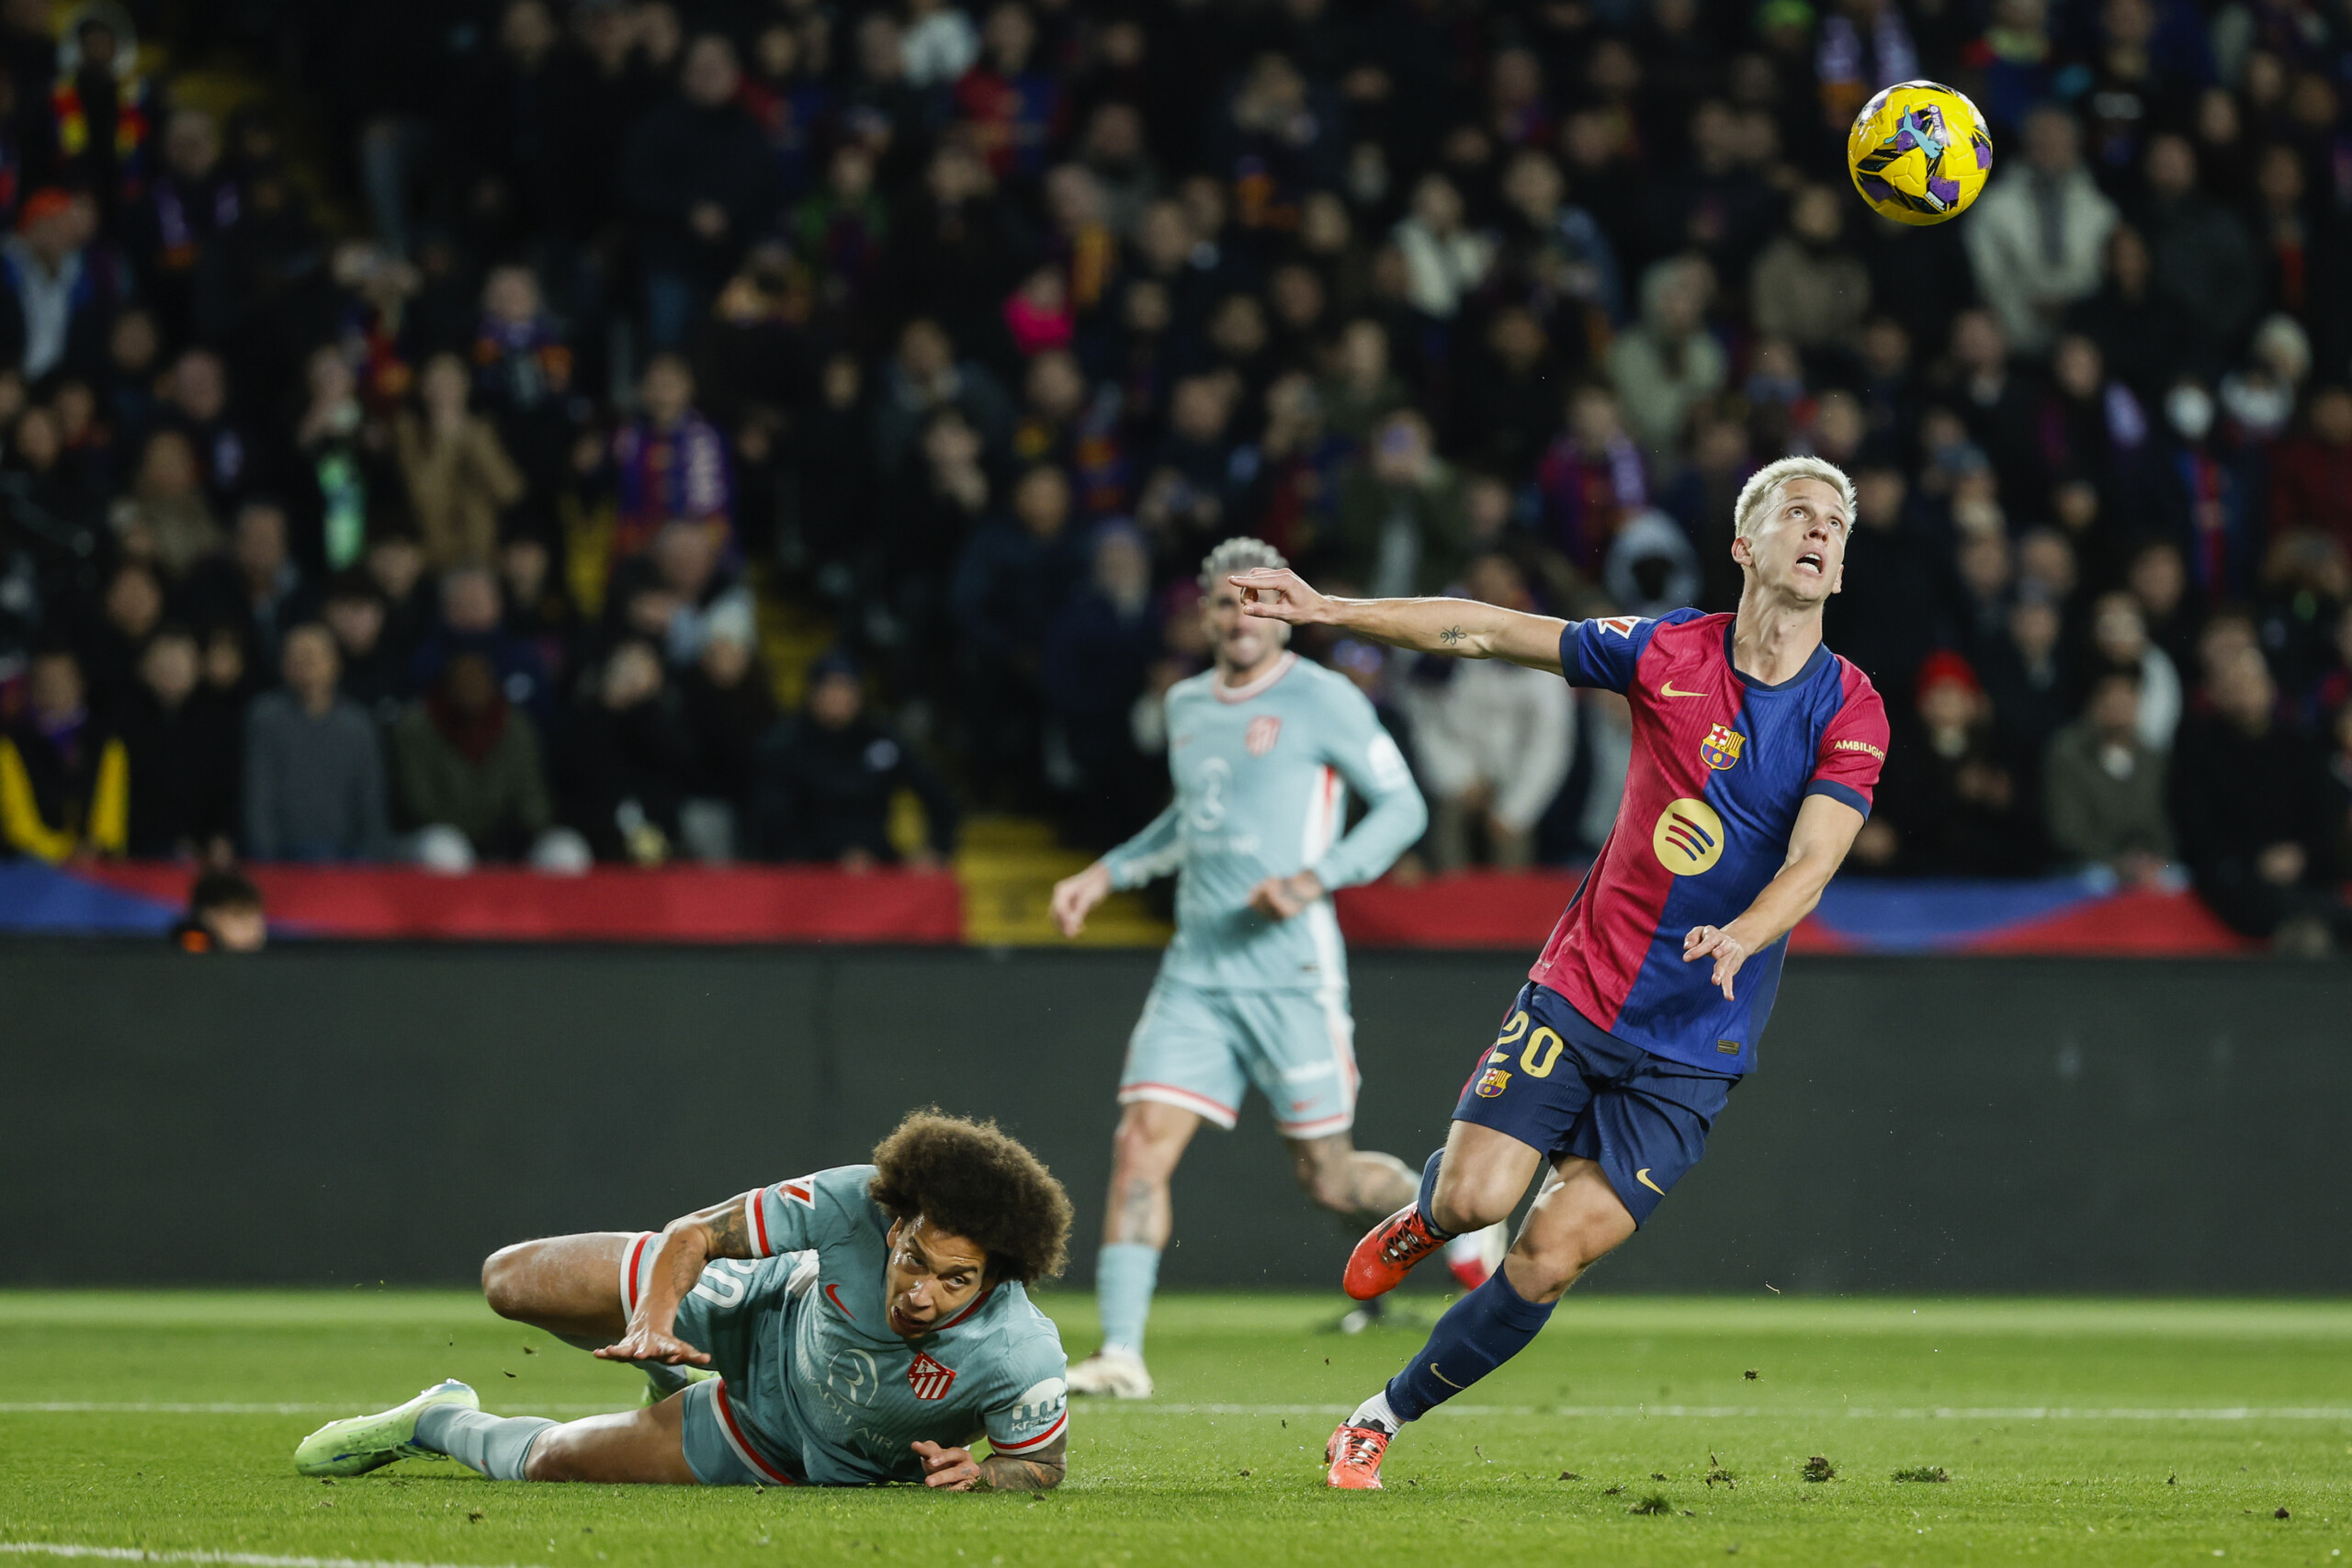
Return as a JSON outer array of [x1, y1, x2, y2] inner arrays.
[[78, 863, 964, 944]]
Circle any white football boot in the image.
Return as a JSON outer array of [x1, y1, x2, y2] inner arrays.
[[1065, 1348, 1155, 1398], [1444, 1221, 1510, 1291]]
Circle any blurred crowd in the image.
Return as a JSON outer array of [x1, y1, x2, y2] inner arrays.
[[1, 0, 2350, 943]]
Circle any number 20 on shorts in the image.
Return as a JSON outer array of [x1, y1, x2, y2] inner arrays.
[[1490, 1010, 1565, 1078]]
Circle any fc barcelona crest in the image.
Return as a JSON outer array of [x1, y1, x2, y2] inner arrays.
[[1700, 723, 1745, 772], [1475, 1067, 1510, 1099], [1245, 716, 1283, 757]]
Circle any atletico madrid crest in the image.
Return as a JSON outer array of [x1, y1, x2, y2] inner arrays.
[[1701, 723, 1745, 772], [1475, 1067, 1510, 1099], [907, 1351, 957, 1401], [1245, 715, 1282, 757]]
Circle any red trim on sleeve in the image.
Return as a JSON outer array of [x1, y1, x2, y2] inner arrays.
[[989, 1411, 1068, 1454], [750, 1189, 774, 1258], [623, 1232, 651, 1314]]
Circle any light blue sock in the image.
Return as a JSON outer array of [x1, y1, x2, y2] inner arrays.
[[1096, 1242, 1161, 1357], [413, 1405, 558, 1481]]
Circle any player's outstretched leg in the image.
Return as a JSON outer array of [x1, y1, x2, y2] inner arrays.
[[1344, 1122, 1540, 1301], [481, 1229, 707, 1404], [1069, 1102, 1201, 1399], [293, 1379, 482, 1477], [1328, 1156, 1634, 1490]]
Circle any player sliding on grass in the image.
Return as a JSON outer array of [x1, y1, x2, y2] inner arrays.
[[293, 1111, 1074, 1491], [1230, 456, 1891, 1489], [1051, 538, 1504, 1399]]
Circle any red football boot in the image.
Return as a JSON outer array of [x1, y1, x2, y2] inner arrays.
[[1343, 1203, 1448, 1301], [1325, 1422, 1391, 1490]]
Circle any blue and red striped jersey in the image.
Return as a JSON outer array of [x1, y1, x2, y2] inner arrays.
[[1532, 609, 1889, 1073]]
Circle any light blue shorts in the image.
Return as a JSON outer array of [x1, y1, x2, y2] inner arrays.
[[618, 1234, 806, 1487], [1117, 976, 1359, 1138]]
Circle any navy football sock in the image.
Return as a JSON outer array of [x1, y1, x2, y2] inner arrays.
[[1413, 1148, 1454, 1239], [1383, 1268, 1555, 1422]]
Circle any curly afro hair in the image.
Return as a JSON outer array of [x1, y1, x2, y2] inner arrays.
[[866, 1110, 1073, 1285]]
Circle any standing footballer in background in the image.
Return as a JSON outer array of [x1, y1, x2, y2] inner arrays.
[[1051, 538, 1506, 1399], [1228, 457, 1889, 1488]]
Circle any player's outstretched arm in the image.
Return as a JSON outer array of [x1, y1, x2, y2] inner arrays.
[[1228, 567, 1569, 673], [912, 1433, 1067, 1493], [1682, 794, 1867, 999], [593, 1193, 761, 1366]]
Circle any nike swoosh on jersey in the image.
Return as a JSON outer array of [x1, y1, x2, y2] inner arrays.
[[1430, 1362, 1466, 1389], [1635, 1168, 1667, 1195], [1659, 682, 1705, 699]]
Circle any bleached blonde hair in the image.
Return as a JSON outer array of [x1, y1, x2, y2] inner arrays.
[[1733, 456, 1857, 540]]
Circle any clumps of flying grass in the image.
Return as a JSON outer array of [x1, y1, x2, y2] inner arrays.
[[1892, 1465, 1950, 1483], [1627, 1492, 1674, 1515], [1802, 1455, 1837, 1483], [1705, 1453, 1737, 1489]]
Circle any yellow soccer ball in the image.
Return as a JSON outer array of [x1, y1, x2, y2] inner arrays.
[[1846, 80, 1995, 226]]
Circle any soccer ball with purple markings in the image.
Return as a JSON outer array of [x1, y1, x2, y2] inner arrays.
[[1845, 80, 1994, 227]]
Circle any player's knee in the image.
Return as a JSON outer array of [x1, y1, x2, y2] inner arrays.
[[1295, 1160, 1355, 1212], [1504, 1233, 1589, 1301], [1109, 1118, 1180, 1181], [1429, 1169, 1516, 1235], [480, 1243, 534, 1320], [520, 1426, 575, 1482]]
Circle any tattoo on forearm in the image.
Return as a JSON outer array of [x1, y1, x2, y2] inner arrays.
[[1439, 626, 1465, 645], [704, 1198, 752, 1258], [976, 1456, 1064, 1492]]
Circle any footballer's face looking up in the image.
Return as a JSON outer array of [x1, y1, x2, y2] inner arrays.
[[883, 1217, 990, 1337], [1202, 579, 1288, 680], [1732, 476, 1849, 605]]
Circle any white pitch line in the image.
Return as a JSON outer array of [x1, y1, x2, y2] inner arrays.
[[8, 1400, 2352, 1423], [1099, 1402, 2352, 1421], [0, 1404, 621, 1416], [1, 1544, 546, 1568]]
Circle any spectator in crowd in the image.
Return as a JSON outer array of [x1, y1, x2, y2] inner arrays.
[[410, 566, 548, 724], [952, 463, 1084, 806], [754, 649, 957, 869], [394, 351, 526, 572], [390, 649, 583, 874], [560, 637, 695, 864], [169, 865, 266, 953], [2044, 665, 2175, 886], [0, 188, 125, 383], [2170, 645, 2348, 950], [204, 499, 307, 673], [1041, 521, 1159, 845], [610, 353, 730, 561], [1334, 410, 1470, 599], [111, 429, 220, 584], [1399, 554, 1574, 872], [2087, 589, 2182, 751], [1749, 184, 1871, 355], [1609, 254, 1724, 459], [242, 622, 388, 863], [2267, 384, 2352, 557], [117, 623, 238, 862], [677, 603, 774, 861], [1963, 104, 2119, 355], [1, 644, 125, 862], [2137, 133, 2259, 382], [620, 34, 777, 350], [1858, 650, 2041, 877]]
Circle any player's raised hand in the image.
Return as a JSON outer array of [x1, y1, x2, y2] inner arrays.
[[1681, 924, 1750, 1000], [593, 1325, 712, 1367], [911, 1439, 981, 1490], [1050, 861, 1114, 938], [1229, 567, 1330, 624]]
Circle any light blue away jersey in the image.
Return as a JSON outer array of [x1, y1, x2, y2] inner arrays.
[[729, 1166, 1069, 1484], [1102, 653, 1426, 991]]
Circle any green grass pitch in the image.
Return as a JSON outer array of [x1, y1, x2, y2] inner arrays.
[[2, 1292, 2348, 1566]]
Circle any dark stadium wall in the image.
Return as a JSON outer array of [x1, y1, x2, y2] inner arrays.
[[5, 944, 2348, 1294]]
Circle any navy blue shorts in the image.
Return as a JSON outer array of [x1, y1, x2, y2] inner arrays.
[[1451, 982, 1738, 1226]]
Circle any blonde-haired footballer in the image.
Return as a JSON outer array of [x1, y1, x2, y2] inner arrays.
[[1229, 457, 1891, 1487]]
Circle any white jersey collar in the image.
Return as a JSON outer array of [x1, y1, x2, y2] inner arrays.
[[1213, 651, 1297, 705]]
